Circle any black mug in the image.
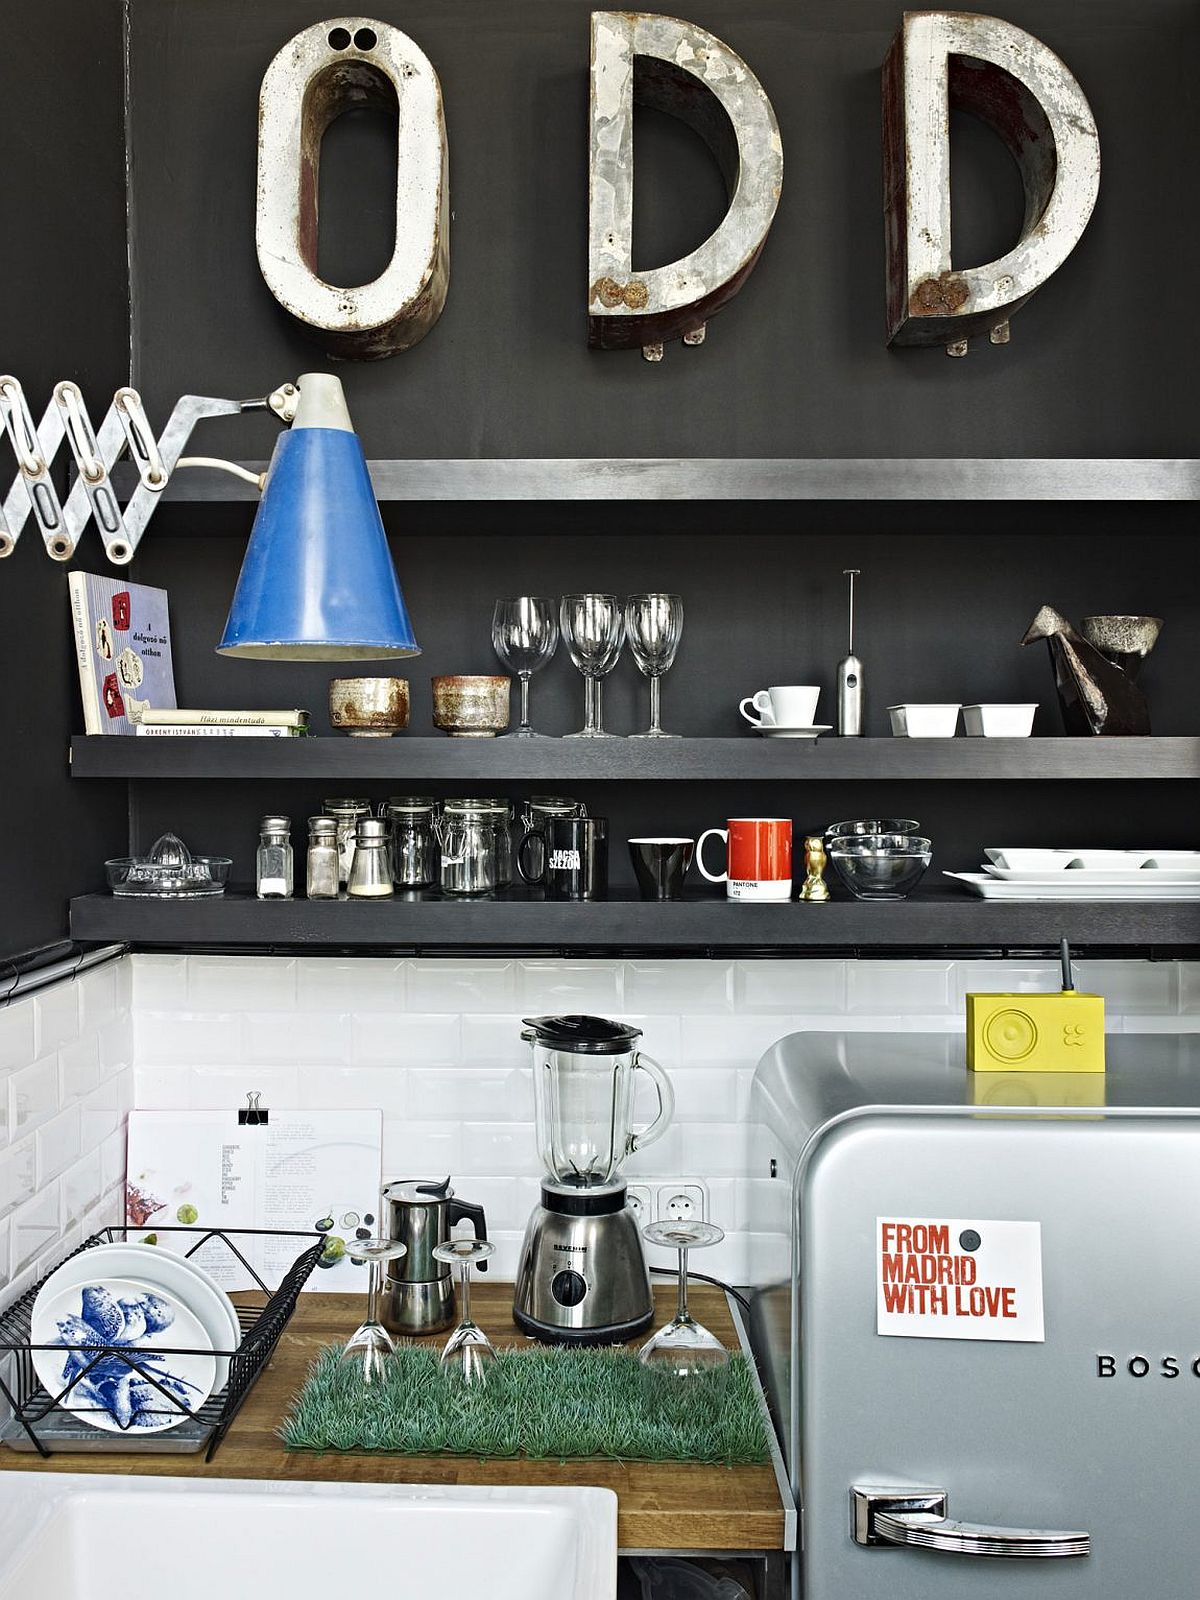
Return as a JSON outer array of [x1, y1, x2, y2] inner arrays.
[[518, 817, 608, 900], [628, 837, 694, 901]]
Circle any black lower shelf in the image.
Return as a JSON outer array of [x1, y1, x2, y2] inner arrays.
[[68, 888, 1200, 953]]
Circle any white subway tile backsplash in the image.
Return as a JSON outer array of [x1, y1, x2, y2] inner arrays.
[[518, 960, 622, 1012], [298, 1065, 408, 1115], [460, 1015, 528, 1068], [679, 1014, 795, 1068], [406, 960, 517, 1013], [352, 1013, 461, 1066], [131, 954, 189, 1009], [79, 1080, 125, 1148], [9, 1054, 58, 1139], [736, 959, 846, 1014], [1179, 965, 1200, 1013], [1075, 960, 1178, 1014], [189, 956, 297, 1010], [78, 961, 119, 1033], [10, 1187, 60, 1276], [59, 1035, 101, 1104], [624, 1124, 683, 1176], [97, 1016, 132, 1081], [0, 1141, 35, 1220], [409, 1067, 530, 1122], [35, 1106, 81, 1186], [137, 1011, 243, 1065], [950, 962, 1057, 1007], [190, 1063, 300, 1107], [666, 1068, 740, 1124], [294, 958, 405, 1010], [443, 1176, 520, 1232], [62, 1149, 104, 1227], [461, 1122, 538, 1178], [847, 961, 955, 1016], [0, 1001, 35, 1074], [134, 1064, 192, 1109], [99, 1130, 126, 1195], [624, 961, 734, 1015], [382, 1117, 461, 1176], [681, 1122, 752, 1178], [34, 984, 80, 1055], [244, 1009, 351, 1065]]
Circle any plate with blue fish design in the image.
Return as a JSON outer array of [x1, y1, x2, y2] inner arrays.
[[30, 1277, 216, 1434]]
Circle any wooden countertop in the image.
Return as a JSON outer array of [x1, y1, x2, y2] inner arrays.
[[0, 1284, 787, 1552]]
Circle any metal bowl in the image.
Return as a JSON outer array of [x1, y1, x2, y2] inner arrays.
[[826, 818, 920, 838], [828, 834, 932, 901]]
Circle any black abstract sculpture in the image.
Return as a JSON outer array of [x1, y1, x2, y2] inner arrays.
[[1021, 606, 1154, 736]]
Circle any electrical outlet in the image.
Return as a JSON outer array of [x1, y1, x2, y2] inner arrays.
[[626, 1184, 651, 1221], [654, 1181, 707, 1223]]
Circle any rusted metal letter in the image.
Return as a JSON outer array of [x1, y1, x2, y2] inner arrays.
[[884, 12, 1100, 353], [588, 11, 783, 358], [256, 17, 449, 360]]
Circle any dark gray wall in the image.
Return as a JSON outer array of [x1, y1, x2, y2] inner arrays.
[[128, 0, 1200, 458], [0, 0, 128, 958]]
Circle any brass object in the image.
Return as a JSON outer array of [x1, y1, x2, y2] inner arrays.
[[800, 835, 831, 903], [431, 675, 511, 738], [328, 676, 410, 736]]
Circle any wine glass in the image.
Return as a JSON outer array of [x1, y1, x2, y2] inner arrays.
[[339, 1237, 407, 1385], [638, 1220, 728, 1379], [560, 594, 625, 739], [625, 594, 684, 738], [491, 598, 559, 739], [432, 1237, 496, 1387]]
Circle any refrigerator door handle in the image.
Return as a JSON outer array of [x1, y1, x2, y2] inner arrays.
[[851, 1486, 1090, 1559]]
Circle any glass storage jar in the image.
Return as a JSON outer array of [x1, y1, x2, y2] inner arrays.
[[437, 801, 501, 896], [380, 796, 438, 889]]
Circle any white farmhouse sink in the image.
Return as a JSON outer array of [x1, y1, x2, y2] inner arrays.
[[0, 1473, 617, 1600]]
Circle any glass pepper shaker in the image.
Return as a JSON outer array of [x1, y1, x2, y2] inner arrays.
[[347, 818, 394, 898], [256, 815, 293, 900], [306, 816, 340, 900]]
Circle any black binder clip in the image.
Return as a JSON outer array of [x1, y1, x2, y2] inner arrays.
[[239, 1090, 269, 1126]]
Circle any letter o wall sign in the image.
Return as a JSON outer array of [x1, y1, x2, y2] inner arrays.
[[256, 17, 449, 360]]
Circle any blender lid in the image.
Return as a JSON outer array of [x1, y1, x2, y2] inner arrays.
[[521, 1014, 643, 1053]]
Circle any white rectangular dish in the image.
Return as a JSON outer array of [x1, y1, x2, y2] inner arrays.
[[985, 848, 1200, 872], [961, 703, 1037, 737], [888, 704, 961, 737], [984, 865, 1200, 885], [946, 871, 1200, 901]]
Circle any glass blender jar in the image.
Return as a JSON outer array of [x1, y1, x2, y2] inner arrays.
[[513, 1014, 675, 1343]]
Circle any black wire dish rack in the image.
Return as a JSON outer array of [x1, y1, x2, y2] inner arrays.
[[0, 1226, 324, 1461]]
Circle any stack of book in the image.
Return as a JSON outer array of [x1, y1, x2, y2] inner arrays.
[[135, 709, 310, 738]]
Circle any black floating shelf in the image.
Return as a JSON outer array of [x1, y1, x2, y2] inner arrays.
[[68, 888, 1200, 952], [68, 736, 1200, 782]]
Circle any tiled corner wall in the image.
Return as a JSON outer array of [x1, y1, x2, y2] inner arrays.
[[131, 953, 1200, 1281], [0, 961, 133, 1310]]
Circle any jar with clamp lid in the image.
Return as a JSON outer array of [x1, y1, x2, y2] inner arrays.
[[323, 797, 370, 886], [256, 816, 293, 900], [380, 796, 438, 889], [437, 801, 500, 896], [347, 818, 394, 898], [520, 796, 586, 883]]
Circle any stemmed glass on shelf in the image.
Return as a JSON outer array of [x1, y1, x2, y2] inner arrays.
[[638, 1220, 728, 1379], [491, 598, 559, 738], [625, 594, 684, 738], [432, 1237, 497, 1387], [339, 1237, 408, 1385], [560, 594, 626, 738]]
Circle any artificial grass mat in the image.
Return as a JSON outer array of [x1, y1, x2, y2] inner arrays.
[[281, 1343, 771, 1465]]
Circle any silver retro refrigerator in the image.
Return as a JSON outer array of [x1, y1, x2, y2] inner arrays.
[[745, 1030, 1200, 1599]]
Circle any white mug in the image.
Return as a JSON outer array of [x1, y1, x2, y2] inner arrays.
[[739, 685, 820, 729]]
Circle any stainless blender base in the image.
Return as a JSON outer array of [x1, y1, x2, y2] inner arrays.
[[513, 1189, 655, 1344]]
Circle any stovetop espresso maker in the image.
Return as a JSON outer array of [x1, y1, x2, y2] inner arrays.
[[381, 1177, 488, 1334]]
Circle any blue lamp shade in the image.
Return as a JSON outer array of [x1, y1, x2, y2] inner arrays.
[[217, 426, 420, 660]]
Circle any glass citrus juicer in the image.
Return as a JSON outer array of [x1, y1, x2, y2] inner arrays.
[[513, 1015, 675, 1343]]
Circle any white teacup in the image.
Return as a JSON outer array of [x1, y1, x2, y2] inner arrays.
[[740, 685, 820, 729]]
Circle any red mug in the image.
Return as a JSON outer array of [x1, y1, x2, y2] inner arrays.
[[696, 819, 793, 901]]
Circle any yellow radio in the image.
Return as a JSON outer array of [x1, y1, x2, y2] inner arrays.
[[966, 940, 1105, 1074]]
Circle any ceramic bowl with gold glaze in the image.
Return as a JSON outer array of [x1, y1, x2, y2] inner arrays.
[[328, 676, 410, 737], [431, 675, 510, 738]]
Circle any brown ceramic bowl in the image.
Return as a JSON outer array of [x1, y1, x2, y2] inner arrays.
[[328, 676, 410, 737], [431, 675, 511, 738]]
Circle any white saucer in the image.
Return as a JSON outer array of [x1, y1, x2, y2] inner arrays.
[[758, 725, 832, 740]]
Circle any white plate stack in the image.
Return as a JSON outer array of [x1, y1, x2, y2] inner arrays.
[[945, 848, 1200, 901], [29, 1243, 241, 1435]]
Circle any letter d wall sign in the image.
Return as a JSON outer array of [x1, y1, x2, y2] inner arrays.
[[884, 11, 1100, 356]]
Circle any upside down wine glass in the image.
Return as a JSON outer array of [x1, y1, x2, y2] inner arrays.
[[560, 594, 625, 739], [625, 594, 684, 738], [491, 598, 559, 738], [638, 1220, 729, 1379], [433, 1237, 497, 1387], [339, 1237, 408, 1385]]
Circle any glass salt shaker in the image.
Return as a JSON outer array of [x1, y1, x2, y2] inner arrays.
[[306, 816, 340, 900], [256, 815, 293, 900], [323, 797, 370, 887], [347, 818, 394, 898]]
